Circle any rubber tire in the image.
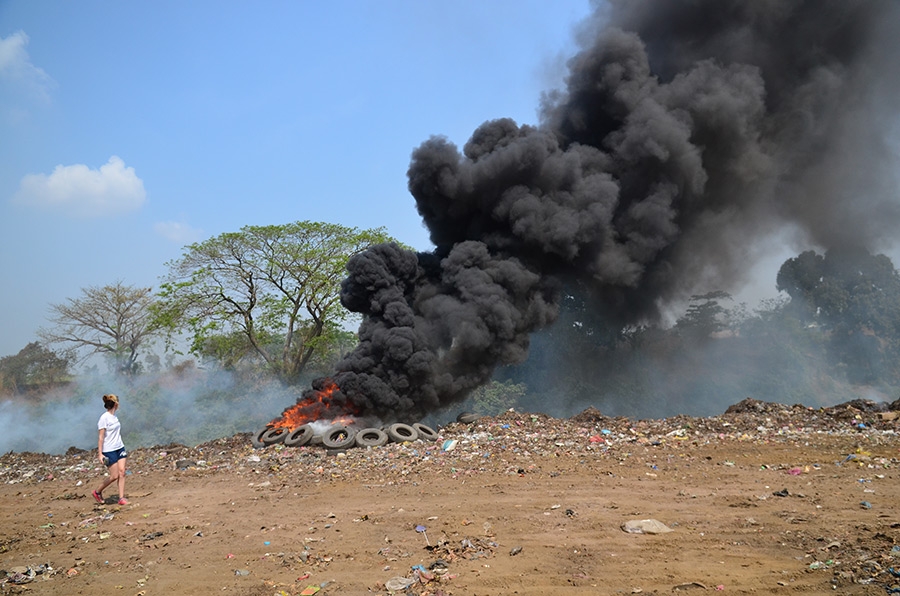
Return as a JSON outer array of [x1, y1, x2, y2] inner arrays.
[[251, 427, 269, 449], [284, 424, 313, 447], [386, 423, 418, 443], [321, 425, 356, 449], [413, 423, 439, 441], [261, 426, 289, 446], [456, 412, 481, 424], [355, 427, 389, 447]]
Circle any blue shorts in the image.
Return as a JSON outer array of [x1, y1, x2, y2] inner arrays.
[[103, 447, 128, 466]]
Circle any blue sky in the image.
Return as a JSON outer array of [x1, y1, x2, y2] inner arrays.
[[0, 1, 593, 358]]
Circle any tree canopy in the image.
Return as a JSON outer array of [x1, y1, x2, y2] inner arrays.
[[39, 281, 157, 375], [0, 342, 72, 394], [154, 220, 396, 383], [777, 248, 900, 383], [675, 290, 734, 340]]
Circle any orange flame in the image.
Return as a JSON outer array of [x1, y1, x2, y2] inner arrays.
[[268, 378, 359, 430]]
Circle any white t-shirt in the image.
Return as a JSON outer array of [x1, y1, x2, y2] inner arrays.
[[98, 411, 125, 452]]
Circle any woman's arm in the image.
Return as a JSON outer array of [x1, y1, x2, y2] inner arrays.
[[98, 428, 106, 463]]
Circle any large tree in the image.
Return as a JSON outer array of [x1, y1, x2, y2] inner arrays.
[[0, 342, 72, 394], [777, 248, 900, 383], [675, 290, 733, 341], [40, 281, 158, 375], [154, 220, 396, 384]]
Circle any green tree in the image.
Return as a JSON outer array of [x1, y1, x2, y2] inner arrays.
[[0, 342, 73, 394], [154, 220, 394, 384], [675, 290, 733, 340], [40, 281, 158, 375], [467, 379, 528, 416], [777, 248, 900, 384]]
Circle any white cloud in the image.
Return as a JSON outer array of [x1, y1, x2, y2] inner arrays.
[[13, 156, 147, 217], [0, 30, 55, 103], [154, 220, 205, 245]]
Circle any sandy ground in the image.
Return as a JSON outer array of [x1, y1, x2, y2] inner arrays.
[[1, 401, 899, 595]]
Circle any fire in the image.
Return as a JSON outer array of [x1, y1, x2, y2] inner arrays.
[[268, 378, 359, 430]]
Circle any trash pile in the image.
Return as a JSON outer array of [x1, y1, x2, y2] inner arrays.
[[1, 397, 898, 489], [1, 397, 899, 593]]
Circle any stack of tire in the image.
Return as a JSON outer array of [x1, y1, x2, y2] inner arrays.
[[252, 422, 439, 450]]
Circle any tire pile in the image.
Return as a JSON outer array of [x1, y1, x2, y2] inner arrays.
[[251, 422, 439, 450]]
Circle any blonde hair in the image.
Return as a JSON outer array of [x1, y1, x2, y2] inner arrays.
[[102, 394, 119, 410]]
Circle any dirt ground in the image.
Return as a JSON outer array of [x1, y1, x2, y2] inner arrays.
[[2, 399, 899, 596]]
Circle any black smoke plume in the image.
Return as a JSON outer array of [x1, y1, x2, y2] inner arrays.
[[290, 0, 900, 423]]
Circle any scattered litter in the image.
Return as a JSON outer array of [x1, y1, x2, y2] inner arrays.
[[5, 566, 36, 584], [0, 397, 898, 592], [385, 577, 415, 591]]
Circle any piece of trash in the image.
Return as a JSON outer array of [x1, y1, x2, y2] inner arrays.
[[416, 524, 431, 545], [772, 488, 790, 497], [385, 577, 415, 591], [787, 467, 803, 475], [442, 439, 458, 452], [139, 531, 163, 542], [509, 546, 523, 556], [860, 501, 872, 509], [622, 519, 674, 534], [299, 586, 320, 595], [234, 569, 250, 576], [7, 567, 35, 584], [673, 582, 708, 591]]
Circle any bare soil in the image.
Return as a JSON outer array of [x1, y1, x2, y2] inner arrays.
[[2, 399, 899, 595]]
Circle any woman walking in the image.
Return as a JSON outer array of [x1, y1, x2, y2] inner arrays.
[[92, 394, 129, 505]]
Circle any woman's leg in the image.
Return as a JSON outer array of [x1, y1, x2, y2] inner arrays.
[[95, 463, 117, 495], [115, 458, 127, 500]]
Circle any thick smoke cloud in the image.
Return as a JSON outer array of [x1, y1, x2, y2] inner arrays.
[[296, 0, 900, 423]]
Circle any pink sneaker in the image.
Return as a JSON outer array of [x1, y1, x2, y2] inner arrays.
[[92, 490, 103, 504], [118, 498, 129, 505]]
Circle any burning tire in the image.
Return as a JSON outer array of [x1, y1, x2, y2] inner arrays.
[[321, 425, 356, 449], [251, 427, 270, 449], [283, 424, 313, 447], [413, 423, 439, 441], [260, 426, 289, 446], [386, 423, 418, 443], [355, 427, 389, 448]]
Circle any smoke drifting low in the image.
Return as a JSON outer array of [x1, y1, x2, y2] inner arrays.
[[298, 0, 900, 423]]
